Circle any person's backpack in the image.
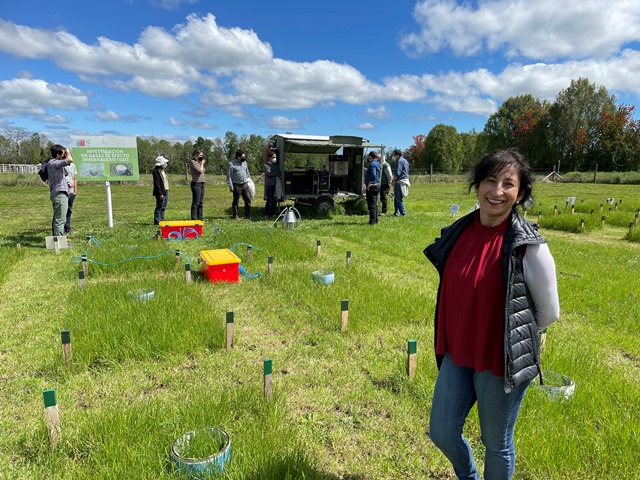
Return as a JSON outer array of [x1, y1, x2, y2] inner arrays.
[[37, 161, 49, 183]]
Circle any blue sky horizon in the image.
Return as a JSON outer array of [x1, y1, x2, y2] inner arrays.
[[2, 0, 640, 152]]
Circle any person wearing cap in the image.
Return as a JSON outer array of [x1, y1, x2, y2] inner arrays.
[[226, 149, 252, 219], [152, 155, 169, 225], [364, 151, 382, 225]]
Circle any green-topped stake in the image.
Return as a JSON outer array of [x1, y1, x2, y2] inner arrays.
[[601, 215, 606, 227], [78, 270, 86, 289], [264, 358, 272, 401], [346, 250, 351, 267], [226, 311, 234, 349], [246, 245, 252, 262], [340, 299, 349, 332], [61, 330, 72, 368], [43, 389, 60, 449], [407, 340, 417, 380], [267, 256, 273, 275], [16, 236, 21, 251], [580, 218, 585, 230], [316, 239, 321, 256], [553, 205, 557, 215], [185, 264, 192, 283]]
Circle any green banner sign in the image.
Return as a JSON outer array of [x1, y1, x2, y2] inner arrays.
[[71, 135, 138, 181]]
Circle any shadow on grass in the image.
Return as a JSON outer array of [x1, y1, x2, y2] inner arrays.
[[4, 230, 47, 248], [242, 455, 366, 480]]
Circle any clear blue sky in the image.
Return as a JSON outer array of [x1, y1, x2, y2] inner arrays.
[[1, 0, 640, 152]]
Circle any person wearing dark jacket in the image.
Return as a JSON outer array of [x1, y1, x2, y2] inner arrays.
[[152, 156, 169, 225], [263, 150, 281, 217], [364, 151, 382, 225], [424, 149, 559, 480]]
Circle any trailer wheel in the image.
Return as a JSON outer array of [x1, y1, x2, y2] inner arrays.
[[314, 196, 335, 215]]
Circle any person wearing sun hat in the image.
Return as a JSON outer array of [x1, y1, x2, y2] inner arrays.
[[152, 155, 169, 225]]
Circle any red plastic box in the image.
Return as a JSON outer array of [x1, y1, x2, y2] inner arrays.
[[159, 220, 204, 240], [200, 249, 241, 283]]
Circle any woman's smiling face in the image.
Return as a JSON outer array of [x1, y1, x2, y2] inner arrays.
[[477, 165, 523, 227]]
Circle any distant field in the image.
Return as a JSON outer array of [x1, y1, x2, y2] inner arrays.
[[0, 181, 638, 479]]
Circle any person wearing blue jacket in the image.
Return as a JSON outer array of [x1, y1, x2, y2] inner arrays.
[[364, 151, 382, 225]]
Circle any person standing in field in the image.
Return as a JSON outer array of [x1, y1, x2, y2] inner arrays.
[[46, 144, 74, 237], [391, 149, 410, 216], [226, 149, 252, 220], [263, 149, 281, 218], [364, 151, 382, 225], [152, 156, 169, 225], [424, 149, 560, 480], [63, 161, 77, 234], [379, 153, 393, 216], [189, 148, 206, 221]]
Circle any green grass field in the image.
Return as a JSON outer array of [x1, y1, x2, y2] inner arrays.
[[0, 177, 639, 479]]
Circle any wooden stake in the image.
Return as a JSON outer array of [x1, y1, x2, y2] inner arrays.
[[571, 206, 575, 215], [78, 270, 86, 288], [16, 237, 21, 251], [54, 236, 60, 255], [635, 212, 638, 226], [580, 218, 585, 229], [61, 330, 72, 368], [43, 389, 60, 449], [407, 340, 417, 380], [156, 229, 162, 241], [81, 254, 88, 278], [600, 204, 603, 212], [175, 250, 180, 268], [226, 311, 234, 349], [601, 215, 605, 227], [346, 250, 351, 267], [185, 264, 192, 283], [629, 222, 634, 236], [553, 205, 557, 215], [215, 226, 220, 234], [85, 234, 92, 247], [340, 299, 349, 332], [246, 245, 252, 262], [316, 240, 321, 256], [267, 256, 273, 275], [264, 358, 272, 402]]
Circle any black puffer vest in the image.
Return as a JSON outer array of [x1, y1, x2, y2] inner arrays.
[[424, 211, 546, 393]]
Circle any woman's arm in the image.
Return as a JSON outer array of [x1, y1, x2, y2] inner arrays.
[[524, 243, 560, 331]]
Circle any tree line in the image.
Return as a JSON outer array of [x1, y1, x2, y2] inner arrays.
[[404, 78, 640, 173], [2, 77, 638, 175]]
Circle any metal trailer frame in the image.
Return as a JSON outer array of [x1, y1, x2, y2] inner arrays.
[[268, 133, 385, 213]]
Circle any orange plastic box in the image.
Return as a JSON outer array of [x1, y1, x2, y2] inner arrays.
[[200, 249, 241, 283], [159, 220, 203, 239]]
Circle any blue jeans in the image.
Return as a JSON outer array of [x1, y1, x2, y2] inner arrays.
[[190, 182, 205, 220], [393, 182, 406, 216], [264, 184, 277, 216], [65, 193, 76, 233], [429, 354, 530, 480], [154, 192, 168, 224]]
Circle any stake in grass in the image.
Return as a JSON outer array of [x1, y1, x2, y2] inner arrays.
[[54, 236, 60, 255], [407, 340, 417, 380], [316, 240, 321, 256], [264, 358, 272, 402], [81, 254, 88, 278], [185, 264, 191, 283], [16, 236, 21, 251], [247, 245, 252, 262], [267, 256, 273, 275], [226, 311, 234, 349], [43, 389, 60, 449], [85, 234, 92, 247], [346, 250, 351, 267], [78, 270, 86, 288], [61, 329, 72, 368], [175, 250, 180, 268], [340, 299, 349, 332]]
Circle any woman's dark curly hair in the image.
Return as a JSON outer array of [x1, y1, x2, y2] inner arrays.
[[468, 149, 534, 209]]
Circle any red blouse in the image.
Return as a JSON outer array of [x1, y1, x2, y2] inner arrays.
[[436, 213, 508, 376]]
